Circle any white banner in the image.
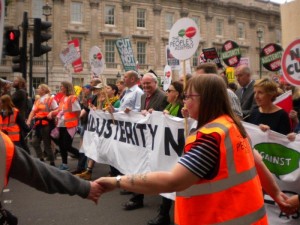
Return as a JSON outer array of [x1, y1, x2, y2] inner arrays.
[[243, 122, 300, 225], [82, 113, 300, 223], [82, 110, 194, 174]]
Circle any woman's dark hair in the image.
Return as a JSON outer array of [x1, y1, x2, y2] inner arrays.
[[171, 81, 184, 104], [107, 84, 119, 96], [186, 74, 247, 138]]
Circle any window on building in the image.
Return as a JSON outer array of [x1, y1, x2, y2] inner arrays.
[[105, 40, 116, 63], [165, 13, 174, 30], [137, 42, 146, 65], [191, 16, 200, 30], [192, 50, 199, 67], [71, 2, 83, 23], [32, 0, 43, 18], [105, 5, 115, 25], [216, 19, 224, 36], [237, 22, 245, 39], [32, 77, 45, 89], [72, 77, 84, 86], [137, 9, 146, 28], [107, 78, 117, 85], [275, 29, 281, 44], [257, 26, 265, 43]]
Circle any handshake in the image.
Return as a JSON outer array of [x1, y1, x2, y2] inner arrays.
[[85, 176, 128, 204]]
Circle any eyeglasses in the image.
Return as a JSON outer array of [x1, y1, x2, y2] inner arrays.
[[166, 89, 176, 93], [183, 93, 200, 100]]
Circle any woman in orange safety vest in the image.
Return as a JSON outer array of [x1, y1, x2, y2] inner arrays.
[[95, 74, 296, 225], [0, 95, 29, 149], [26, 84, 58, 165], [48, 81, 81, 171]]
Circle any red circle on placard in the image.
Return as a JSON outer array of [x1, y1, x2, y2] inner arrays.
[[282, 39, 300, 86]]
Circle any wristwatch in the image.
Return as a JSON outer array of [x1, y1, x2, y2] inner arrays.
[[116, 175, 122, 188]]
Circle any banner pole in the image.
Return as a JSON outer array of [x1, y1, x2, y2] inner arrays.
[[183, 60, 188, 138]]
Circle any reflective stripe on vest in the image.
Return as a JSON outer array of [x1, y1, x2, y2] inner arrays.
[[0, 134, 6, 191], [174, 206, 266, 225], [0, 132, 15, 191], [58, 95, 78, 128], [34, 97, 53, 125], [0, 108, 20, 141], [175, 116, 266, 225], [177, 122, 256, 197]]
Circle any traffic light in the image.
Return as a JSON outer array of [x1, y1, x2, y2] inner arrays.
[[33, 18, 52, 57], [4, 29, 20, 56], [11, 48, 25, 73]]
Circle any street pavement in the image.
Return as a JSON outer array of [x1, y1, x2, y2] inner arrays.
[[2, 134, 175, 225]]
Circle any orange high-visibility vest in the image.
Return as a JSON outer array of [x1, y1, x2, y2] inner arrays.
[[0, 108, 21, 142], [0, 131, 15, 191], [58, 95, 79, 128], [175, 115, 267, 225], [34, 96, 54, 126]]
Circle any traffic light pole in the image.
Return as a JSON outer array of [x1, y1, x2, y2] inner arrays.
[[22, 12, 28, 80]]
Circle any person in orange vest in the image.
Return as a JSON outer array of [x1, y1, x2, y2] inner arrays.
[[48, 81, 81, 170], [26, 84, 58, 165], [0, 95, 30, 149], [95, 74, 297, 224], [0, 130, 103, 224]]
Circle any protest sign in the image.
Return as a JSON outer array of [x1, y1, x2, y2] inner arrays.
[[202, 47, 223, 68], [261, 43, 283, 71], [115, 38, 136, 71], [166, 45, 180, 70], [221, 40, 241, 67], [81, 110, 194, 174], [89, 46, 105, 76], [243, 122, 300, 225], [68, 39, 83, 73], [59, 44, 79, 65], [281, 39, 300, 86], [168, 17, 200, 61], [163, 65, 172, 91]]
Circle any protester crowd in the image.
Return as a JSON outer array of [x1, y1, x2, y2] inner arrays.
[[1, 62, 300, 224]]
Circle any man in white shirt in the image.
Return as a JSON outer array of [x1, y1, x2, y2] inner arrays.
[[110, 70, 143, 113]]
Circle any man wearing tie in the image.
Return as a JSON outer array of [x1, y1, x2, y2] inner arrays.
[[235, 65, 257, 119]]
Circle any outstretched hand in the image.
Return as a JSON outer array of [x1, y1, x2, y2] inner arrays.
[[274, 192, 299, 215], [94, 177, 117, 193], [87, 181, 104, 204]]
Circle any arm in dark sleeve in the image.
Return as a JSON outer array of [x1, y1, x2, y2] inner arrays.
[[9, 147, 90, 198], [278, 110, 292, 135], [16, 113, 30, 132]]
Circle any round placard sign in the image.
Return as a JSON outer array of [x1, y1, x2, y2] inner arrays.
[[168, 18, 200, 60], [221, 40, 241, 67], [89, 46, 105, 75], [260, 43, 283, 71], [281, 39, 300, 86]]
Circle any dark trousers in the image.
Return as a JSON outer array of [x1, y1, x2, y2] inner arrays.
[[32, 125, 54, 162], [159, 197, 172, 215], [77, 152, 87, 171], [58, 127, 79, 164], [130, 193, 144, 203]]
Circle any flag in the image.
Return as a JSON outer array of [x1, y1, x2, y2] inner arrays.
[[273, 90, 293, 114]]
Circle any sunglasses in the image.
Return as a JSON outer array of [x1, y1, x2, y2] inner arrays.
[[166, 89, 176, 93]]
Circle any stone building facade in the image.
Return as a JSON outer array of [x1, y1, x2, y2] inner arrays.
[[1, 0, 281, 92]]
